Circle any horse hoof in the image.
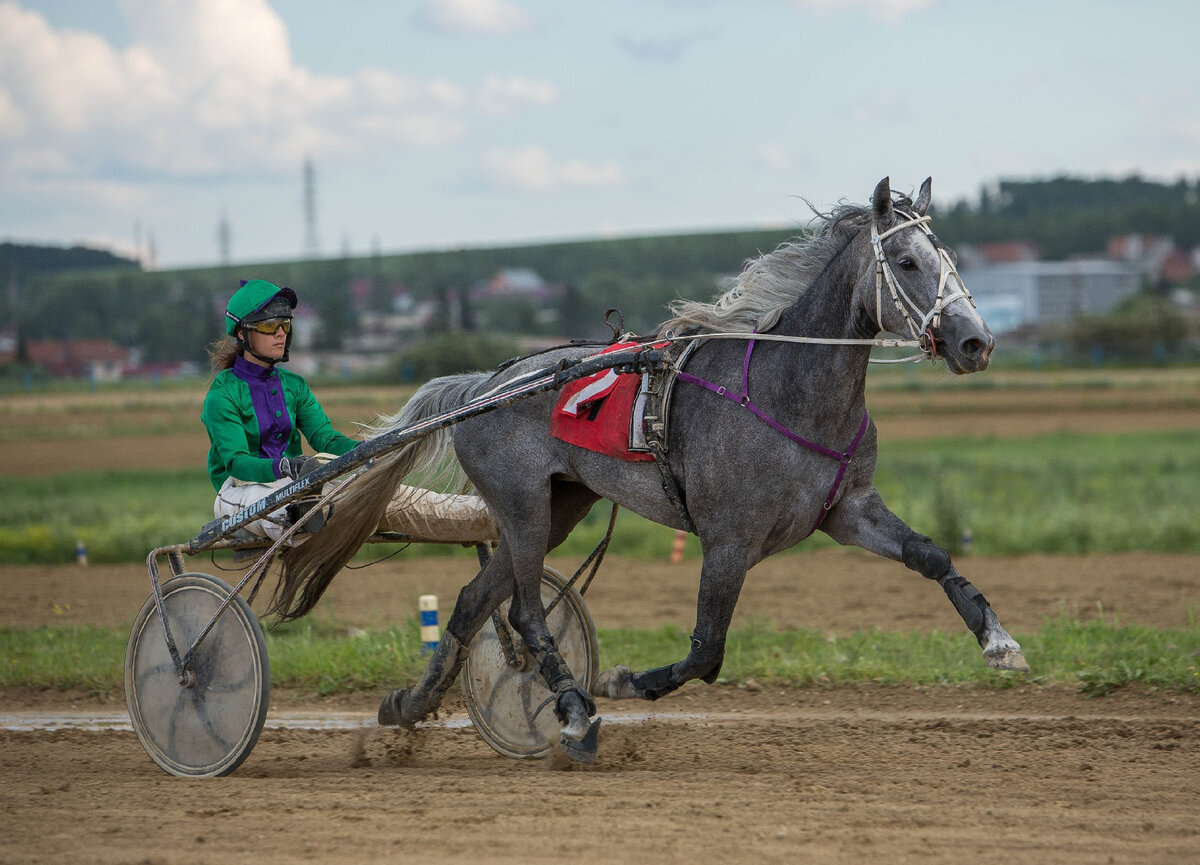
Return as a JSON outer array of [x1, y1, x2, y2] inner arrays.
[[559, 717, 601, 764], [378, 688, 414, 727], [593, 665, 639, 699], [985, 648, 1030, 672]]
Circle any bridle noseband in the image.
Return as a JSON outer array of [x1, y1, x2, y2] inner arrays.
[[870, 211, 976, 358]]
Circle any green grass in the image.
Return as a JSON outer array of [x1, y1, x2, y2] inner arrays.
[[4, 616, 1198, 698], [3, 429, 1199, 563], [875, 430, 1200, 555], [0, 469, 214, 564]]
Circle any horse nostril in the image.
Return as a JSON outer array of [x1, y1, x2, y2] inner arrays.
[[961, 337, 984, 356]]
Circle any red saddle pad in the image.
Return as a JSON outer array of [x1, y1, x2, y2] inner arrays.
[[549, 343, 657, 461]]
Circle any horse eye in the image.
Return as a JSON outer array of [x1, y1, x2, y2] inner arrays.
[[897, 257, 918, 271]]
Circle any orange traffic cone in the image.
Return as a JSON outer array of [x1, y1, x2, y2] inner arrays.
[[670, 530, 686, 564]]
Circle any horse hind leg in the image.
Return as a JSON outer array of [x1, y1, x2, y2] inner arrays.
[[504, 565, 601, 761], [496, 481, 604, 760], [525, 631, 601, 760], [379, 547, 516, 727], [378, 629, 469, 726]]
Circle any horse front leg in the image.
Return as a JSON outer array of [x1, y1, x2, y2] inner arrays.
[[595, 543, 746, 700], [822, 488, 1029, 672]]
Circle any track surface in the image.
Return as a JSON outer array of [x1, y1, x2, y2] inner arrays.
[[3, 551, 1199, 864]]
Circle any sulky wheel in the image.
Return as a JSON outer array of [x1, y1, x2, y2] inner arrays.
[[125, 572, 269, 778], [462, 566, 599, 759]]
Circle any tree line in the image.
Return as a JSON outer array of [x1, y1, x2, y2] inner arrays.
[[3, 174, 1197, 371]]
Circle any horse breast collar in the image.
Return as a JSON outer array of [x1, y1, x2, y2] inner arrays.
[[666, 334, 870, 537]]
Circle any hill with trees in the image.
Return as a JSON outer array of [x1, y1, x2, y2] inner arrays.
[[2, 174, 1197, 375], [932, 175, 1200, 259]]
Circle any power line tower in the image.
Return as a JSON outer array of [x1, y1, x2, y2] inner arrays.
[[217, 209, 231, 267], [303, 157, 320, 259]]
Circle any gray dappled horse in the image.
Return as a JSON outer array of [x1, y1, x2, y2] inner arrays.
[[273, 177, 1029, 763]]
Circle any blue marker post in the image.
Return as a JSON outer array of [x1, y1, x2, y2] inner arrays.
[[419, 595, 439, 654]]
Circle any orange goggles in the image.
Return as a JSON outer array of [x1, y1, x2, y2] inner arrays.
[[245, 317, 292, 335]]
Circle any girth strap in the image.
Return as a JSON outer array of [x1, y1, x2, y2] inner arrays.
[[642, 338, 699, 534]]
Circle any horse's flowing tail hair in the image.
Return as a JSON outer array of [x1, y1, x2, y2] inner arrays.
[[268, 371, 495, 622]]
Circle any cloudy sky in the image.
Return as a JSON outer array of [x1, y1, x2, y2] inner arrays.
[[1, 0, 1194, 268]]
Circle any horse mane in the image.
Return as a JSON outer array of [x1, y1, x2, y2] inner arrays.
[[658, 193, 913, 335]]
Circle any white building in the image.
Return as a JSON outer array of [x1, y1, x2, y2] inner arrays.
[[961, 260, 1142, 334]]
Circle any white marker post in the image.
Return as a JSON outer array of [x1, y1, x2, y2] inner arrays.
[[419, 594, 439, 654]]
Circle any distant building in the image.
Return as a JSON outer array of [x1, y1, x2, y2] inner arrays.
[[962, 260, 1142, 334], [956, 241, 1042, 270], [470, 267, 561, 300], [6, 339, 133, 381], [1159, 248, 1194, 284], [1106, 233, 1196, 284], [469, 268, 564, 327]]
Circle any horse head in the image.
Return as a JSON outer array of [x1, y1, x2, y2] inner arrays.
[[869, 176, 994, 374]]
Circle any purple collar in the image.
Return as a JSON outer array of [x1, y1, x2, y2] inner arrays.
[[232, 354, 276, 382], [232, 354, 293, 462], [676, 335, 869, 536]]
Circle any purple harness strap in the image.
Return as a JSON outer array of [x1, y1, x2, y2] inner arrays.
[[676, 335, 870, 535]]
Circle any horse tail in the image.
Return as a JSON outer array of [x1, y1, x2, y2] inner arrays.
[[269, 371, 495, 622]]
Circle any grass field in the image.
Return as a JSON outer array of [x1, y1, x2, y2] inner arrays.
[[1, 428, 1197, 564], [4, 615, 1198, 696], [1, 366, 1197, 693], [1, 365, 1199, 564]]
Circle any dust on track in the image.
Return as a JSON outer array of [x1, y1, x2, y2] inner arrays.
[[3, 552, 1200, 864]]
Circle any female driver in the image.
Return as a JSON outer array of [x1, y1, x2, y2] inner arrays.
[[203, 279, 358, 540]]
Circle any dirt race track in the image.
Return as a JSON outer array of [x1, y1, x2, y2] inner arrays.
[[2, 550, 1199, 864]]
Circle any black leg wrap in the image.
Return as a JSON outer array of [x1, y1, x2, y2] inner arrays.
[[903, 534, 952, 580], [630, 633, 725, 698], [629, 664, 679, 701], [940, 575, 990, 643], [528, 635, 596, 720]]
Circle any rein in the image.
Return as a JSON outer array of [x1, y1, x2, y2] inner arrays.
[[662, 330, 925, 364], [653, 213, 974, 366]]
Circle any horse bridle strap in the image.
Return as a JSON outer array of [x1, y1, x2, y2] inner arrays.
[[676, 335, 869, 537], [870, 212, 975, 351]]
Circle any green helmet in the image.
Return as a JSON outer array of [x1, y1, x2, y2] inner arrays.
[[224, 279, 297, 336]]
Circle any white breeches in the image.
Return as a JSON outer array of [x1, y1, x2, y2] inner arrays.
[[214, 475, 291, 541]]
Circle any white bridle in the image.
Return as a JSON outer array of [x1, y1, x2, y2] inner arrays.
[[654, 210, 976, 364], [870, 211, 976, 355]]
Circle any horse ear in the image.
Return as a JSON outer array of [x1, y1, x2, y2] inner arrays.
[[914, 177, 932, 215], [872, 177, 892, 221]]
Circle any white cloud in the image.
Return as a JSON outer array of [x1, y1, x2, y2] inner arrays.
[[0, 87, 29, 139], [415, 0, 533, 36], [0, 1, 554, 187], [560, 159, 623, 187], [478, 75, 557, 114], [754, 143, 795, 174], [483, 146, 623, 192], [787, 0, 936, 23], [615, 31, 712, 64]]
